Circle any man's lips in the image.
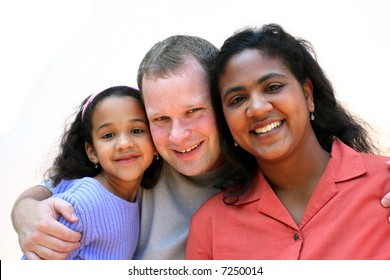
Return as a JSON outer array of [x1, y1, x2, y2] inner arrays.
[[174, 142, 202, 154]]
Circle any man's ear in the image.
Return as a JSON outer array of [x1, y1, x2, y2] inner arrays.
[[85, 142, 98, 164]]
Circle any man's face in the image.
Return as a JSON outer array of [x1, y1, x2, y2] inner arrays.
[[141, 57, 225, 176]]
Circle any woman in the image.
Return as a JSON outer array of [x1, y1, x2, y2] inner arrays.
[[185, 24, 390, 259]]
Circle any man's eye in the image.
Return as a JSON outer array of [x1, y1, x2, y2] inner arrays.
[[188, 108, 201, 114], [154, 116, 168, 122]]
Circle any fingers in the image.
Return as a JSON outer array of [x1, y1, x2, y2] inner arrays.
[[381, 194, 390, 206], [381, 192, 390, 208], [23, 251, 43, 260], [40, 197, 82, 243], [37, 219, 82, 245], [31, 197, 81, 242], [23, 243, 77, 260], [382, 161, 390, 222], [22, 218, 81, 259], [381, 191, 390, 223], [18, 197, 82, 259], [52, 198, 79, 223]]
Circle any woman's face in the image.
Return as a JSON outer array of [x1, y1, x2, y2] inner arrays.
[[218, 49, 315, 163]]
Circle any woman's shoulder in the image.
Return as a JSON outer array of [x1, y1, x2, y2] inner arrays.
[[193, 191, 227, 219]]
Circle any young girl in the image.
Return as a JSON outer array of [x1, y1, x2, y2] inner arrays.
[[23, 86, 162, 259]]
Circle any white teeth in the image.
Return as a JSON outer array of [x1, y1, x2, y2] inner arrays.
[[254, 121, 282, 134], [176, 143, 200, 153]]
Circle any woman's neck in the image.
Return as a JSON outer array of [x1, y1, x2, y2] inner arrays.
[[257, 139, 330, 225]]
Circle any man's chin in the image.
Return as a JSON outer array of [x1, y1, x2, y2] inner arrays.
[[169, 161, 208, 177]]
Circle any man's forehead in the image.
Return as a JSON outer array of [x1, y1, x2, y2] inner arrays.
[[145, 91, 211, 114], [141, 55, 206, 85]]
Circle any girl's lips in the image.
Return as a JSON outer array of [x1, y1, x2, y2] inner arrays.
[[114, 154, 139, 162]]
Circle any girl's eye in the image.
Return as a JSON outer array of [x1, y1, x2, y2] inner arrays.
[[102, 132, 114, 139], [131, 128, 144, 134]]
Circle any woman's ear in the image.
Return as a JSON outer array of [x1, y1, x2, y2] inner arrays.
[[303, 78, 315, 112], [85, 142, 98, 164]]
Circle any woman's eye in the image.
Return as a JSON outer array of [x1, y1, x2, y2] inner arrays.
[[265, 84, 284, 93], [230, 96, 246, 105]]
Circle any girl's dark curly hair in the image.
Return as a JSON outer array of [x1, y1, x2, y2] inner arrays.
[[210, 24, 378, 205], [45, 85, 163, 188]]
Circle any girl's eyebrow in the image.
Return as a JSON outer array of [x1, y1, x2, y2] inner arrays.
[[96, 122, 113, 133], [96, 118, 148, 133]]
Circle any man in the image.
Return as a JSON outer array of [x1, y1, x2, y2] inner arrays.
[[133, 35, 236, 259], [11, 35, 390, 260]]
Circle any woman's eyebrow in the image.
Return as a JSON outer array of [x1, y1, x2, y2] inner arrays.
[[223, 72, 287, 99]]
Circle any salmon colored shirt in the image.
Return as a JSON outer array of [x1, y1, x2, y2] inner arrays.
[[185, 140, 390, 259]]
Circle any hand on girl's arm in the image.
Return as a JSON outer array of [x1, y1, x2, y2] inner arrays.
[[11, 185, 81, 259]]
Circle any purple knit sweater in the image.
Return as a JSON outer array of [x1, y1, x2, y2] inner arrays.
[[22, 177, 140, 260]]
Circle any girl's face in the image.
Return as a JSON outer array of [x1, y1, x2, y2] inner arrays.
[[86, 96, 156, 187], [218, 49, 315, 163]]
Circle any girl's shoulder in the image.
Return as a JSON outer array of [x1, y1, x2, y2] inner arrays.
[[53, 177, 98, 194], [53, 177, 104, 206]]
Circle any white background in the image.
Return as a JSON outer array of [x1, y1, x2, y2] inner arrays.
[[1, 0, 389, 260]]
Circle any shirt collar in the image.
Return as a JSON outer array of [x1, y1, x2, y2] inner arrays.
[[233, 139, 367, 206], [330, 138, 367, 183]]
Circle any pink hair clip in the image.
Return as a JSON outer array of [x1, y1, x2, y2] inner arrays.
[[81, 92, 100, 120]]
